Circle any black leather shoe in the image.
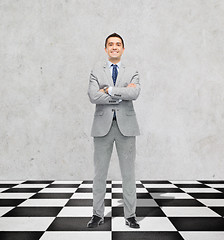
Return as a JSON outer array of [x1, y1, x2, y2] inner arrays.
[[87, 215, 104, 228], [125, 217, 140, 229]]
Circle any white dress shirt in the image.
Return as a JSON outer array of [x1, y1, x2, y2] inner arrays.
[[107, 60, 121, 95]]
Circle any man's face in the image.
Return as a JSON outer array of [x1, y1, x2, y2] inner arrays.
[[105, 37, 125, 61]]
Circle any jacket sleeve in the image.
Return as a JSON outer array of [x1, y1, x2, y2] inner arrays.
[[88, 70, 120, 105], [109, 71, 141, 100]]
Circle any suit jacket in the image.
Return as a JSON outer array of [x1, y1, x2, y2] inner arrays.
[[88, 60, 140, 137]]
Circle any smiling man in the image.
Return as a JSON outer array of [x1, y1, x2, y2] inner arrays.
[[87, 33, 141, 229]]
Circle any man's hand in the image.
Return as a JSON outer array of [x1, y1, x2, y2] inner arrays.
[[99, 88, 109, 93], [127, 83, 136, 88], [99, 84, 135, 93]]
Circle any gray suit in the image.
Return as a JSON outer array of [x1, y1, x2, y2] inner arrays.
[[88, 60, 140, 219]]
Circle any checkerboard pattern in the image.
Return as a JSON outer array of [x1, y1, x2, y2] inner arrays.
[[0, 180, 224, 240]]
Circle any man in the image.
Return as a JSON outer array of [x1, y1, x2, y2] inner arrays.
[[87, 33, 140, 229]]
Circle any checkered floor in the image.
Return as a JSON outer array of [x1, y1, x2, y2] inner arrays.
[[0, 180, 224, 240]]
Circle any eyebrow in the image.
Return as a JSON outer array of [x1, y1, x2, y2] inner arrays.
[[108, 42, 122, 44]]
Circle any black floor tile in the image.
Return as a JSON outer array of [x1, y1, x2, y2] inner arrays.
[[0, 199, 26, 206], [137, 193, 153, 199], [141, 180, 172, 184], [65, 199, 111, 206], [136, 207, 166, 217], [23, 180, 54, 184], [155, 199, 204, 206], [217, 188, 224, 193], [169, 217, 224, 231], [210, 207, 224, 217], [81, 180, 111, 184], [136, 184, 145, 188], [174, 184, 207, 188], [47, 217, 111, 231], [112, 184, 144, 188], [46, 184, 80, 188], [0, 184, 18, 188], [112, 184, 123, 188], [189, 193, 224, 199], [112, 193, 152, 199], [112, 193, 123, 199], [3, 188, 42, 193], [3, 207, 62, 217], [75, 188, 111, 193], [199, 180, 224, 184], [112, 231, 184, 240], [0, 232, 44, 240], [82, 180, 93, 184], [147, 188, 184, 193], [112, 206, 165, 217], [30, 193, 73, 199]]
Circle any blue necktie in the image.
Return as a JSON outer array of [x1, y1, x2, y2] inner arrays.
[[111, 64, 118, 120], [112, 64, 118, 86]]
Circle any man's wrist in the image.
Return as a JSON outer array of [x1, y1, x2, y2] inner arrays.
[[103, 86, 108, 94], [107, 87, 113, 95]]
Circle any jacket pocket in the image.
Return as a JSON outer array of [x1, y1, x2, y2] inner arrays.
[[94, 110, 104, 116], [126, 110, 136, 116]]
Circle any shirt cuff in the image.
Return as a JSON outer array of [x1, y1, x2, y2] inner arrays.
[[108, 86, 113, 95]]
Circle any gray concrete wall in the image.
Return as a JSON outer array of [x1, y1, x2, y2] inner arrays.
[[1, 0, 224, 180]]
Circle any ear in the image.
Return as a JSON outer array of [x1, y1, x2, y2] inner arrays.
[[105, 48, 108, 53]]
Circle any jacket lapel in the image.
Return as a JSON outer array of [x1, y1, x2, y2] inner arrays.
[[103, 61, 114, 86], [103, 61, 125, 87], [115, 62, 125, 87]]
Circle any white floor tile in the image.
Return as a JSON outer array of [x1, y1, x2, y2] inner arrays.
[[182, 188, 221, 193], [0, 207, 14, 217], [112, 188, 147, 193], [136, 188, 148, 193], [112, 181, 122, 184], [161, 207, 220, 217], [137, 199, 159, 207], [0, 188, 7, 193], [71, 192, 111, 199], [150, 192, 193, 199], [170, 180, 201, 184], [39, 188, 77, 193], [19, 199, 68, 207], [0, 217, 54, 231], [79, 183, 111, 188], [206, 184, 224, 188], [112, 198, 158, 207], [58, 206, 111, 217], [0, 193, 36, 199], [180, 231, 224, 240], [112, 199, 124, 207], [52, 181, 82, 184], [13, 184, 49, 188], [0, 181, 24, 184], [143, 184, 177, 188], [198, 199, 224, 206], [112, 188, 123, 193], [40, 231, 111, 240], [78, 184, 93, 188], [112, 216, 176, 231]]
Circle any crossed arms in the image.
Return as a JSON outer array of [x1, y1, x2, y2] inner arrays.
[[88, 70, 140, 105]]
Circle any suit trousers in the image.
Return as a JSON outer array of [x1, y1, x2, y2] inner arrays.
[[93, 120, 137, 219]]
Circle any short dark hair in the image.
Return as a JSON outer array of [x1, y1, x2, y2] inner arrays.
[[105, 33, 124, 48]]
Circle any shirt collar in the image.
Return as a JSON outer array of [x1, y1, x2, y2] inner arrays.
[[107, 60, 121, 69]]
